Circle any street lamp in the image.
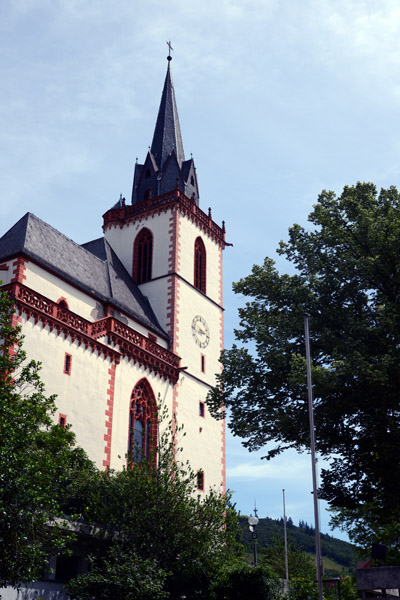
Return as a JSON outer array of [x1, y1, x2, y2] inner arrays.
[[248, 513, 259, 566]]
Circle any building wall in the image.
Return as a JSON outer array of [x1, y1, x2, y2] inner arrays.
[[105, 201, 226, 493], [20, 315, 112, 469], [4, 196, 226, 493]]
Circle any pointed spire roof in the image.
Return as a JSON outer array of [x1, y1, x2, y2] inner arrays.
[[150, 57, 185, 170], [129, 51, 200, 207]]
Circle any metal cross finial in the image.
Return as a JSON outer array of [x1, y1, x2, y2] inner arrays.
[[166, 40, 173, 61]]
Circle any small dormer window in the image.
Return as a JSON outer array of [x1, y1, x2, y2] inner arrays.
[[145, 168, 151, 179]]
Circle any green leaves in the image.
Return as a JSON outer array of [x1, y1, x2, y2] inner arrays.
[[0, 288, 94, 588], [207, 183, 400, 550], [64, 405, 241, 599]]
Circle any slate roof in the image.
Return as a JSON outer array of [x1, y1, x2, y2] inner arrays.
[[0, 213, 168, 339], [130, 59, 200, 207], [151, 59, 185, 170]]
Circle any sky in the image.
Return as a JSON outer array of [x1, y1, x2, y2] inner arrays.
[[2, 0, 400, 541]]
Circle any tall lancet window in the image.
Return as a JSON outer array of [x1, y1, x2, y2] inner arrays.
[[128, 379, 157, 463], [133, 228, 153, 283], [194, 237, 206, 293]]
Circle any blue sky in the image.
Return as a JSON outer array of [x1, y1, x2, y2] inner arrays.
[[2, 0, 400, 540]]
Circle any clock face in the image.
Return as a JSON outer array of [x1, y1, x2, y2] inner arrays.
[[191, 315, 210, 348]]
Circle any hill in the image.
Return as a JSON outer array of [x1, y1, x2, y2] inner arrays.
[[239, 516, 357, 574]]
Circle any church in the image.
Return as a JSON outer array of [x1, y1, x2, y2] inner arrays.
[[0, 54, 227, 494]]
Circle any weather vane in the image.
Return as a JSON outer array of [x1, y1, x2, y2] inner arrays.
[[166, 40, 173, 61]]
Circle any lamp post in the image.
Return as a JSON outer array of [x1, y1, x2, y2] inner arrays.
[[248, 511, 259, 566]]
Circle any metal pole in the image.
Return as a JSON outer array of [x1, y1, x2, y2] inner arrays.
[[304, 313, 324, 600], [254, 503, 258, 566], [283, 489, 289, 592]]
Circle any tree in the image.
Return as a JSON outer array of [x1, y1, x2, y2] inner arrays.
[[0, 288, 93, 588], [210, 559, 280, 600], [66, 407, 242, 600], [207, 183, 400, 550], [263, 534, 315, 581]]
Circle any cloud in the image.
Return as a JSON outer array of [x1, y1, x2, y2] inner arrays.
[[227, 454, 313, 481]]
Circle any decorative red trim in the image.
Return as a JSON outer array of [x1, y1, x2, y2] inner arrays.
[[103, 189, 227, 249], [57, 297, 69, 309], [58, 413, 67, 428], [108, 319, 180, 384], [10, 257, 27, 284], [0, 264, 9, 271], [2, 254, 168, 346], [3, 283, 183, 382], [103, 363, 116, 468], [8, 313, 22, 359], [4, 283, 120, 364], [148, 333, 157, 343], [166, 210, 181, 352], [218, 247, 226, 492], [165, 209, 182, 433], [64, 352, 72, 375]]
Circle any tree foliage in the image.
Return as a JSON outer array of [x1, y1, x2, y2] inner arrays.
[[263, 533, 315, 581], [66, 408, 242, 600], [0, 288, 93, 588], [207, 183, 400, 549], [210, 559, 280, 600]]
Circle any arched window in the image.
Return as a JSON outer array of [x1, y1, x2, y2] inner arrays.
[[194, 237, 206, 293], [128, 379, 157, 463], [133, 228, 153, 284]]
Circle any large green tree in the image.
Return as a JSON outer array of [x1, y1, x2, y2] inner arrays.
[[0, 288, 93, 587], [207, 183, 400, 551]]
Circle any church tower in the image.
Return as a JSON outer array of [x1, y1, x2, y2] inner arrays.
[[103, 53, 227, 492]]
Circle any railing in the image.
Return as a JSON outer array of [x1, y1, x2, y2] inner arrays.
[[103, 190, 226, 242], [7, 283, 180, 377]]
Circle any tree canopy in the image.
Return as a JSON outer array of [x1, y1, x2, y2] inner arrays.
[[207, 183, 400, 550]]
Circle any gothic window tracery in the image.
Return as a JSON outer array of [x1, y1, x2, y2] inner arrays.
[[128, 379, 157, 463], [194, 237, 206, 293], [133, 228, 153, 284]]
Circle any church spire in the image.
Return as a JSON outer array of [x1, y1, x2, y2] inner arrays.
[[130, 48, 200, 206], [150, 52, 185, 170]]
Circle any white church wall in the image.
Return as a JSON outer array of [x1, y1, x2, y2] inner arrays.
[[177, 374, 225, 492], [177, 280, 222, 383], [0, 259, 13, 285], [20, 316, 111, 469], [177, 214, 222, 306], [137, 277, 171, 334], [104, 210, 171, 279], [24, 262, 103, 322]]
